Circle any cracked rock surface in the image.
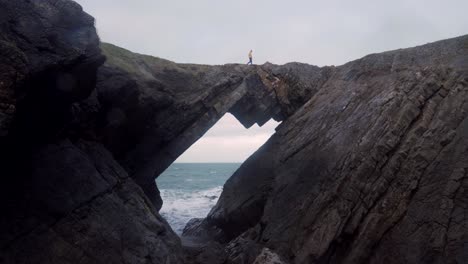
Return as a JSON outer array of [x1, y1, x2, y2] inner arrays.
[[87, 43, 329, 209], [0, 1, 182, 263], [188, 35, 468, 264], [1, 1, 467, 264]]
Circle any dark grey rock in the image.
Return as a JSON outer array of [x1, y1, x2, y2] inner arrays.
[[2, 1, 468, 263], [182, 236, 227, 264], [0, 1, 182, 263], [1, 140, 183, 264], [253, 248, 287, 264], [83, 43, 327, 209], [199, 35, 468, 263]]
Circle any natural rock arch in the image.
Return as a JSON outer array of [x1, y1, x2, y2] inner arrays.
[[88, 43, 333, 209], [1, 1, 467, 263]]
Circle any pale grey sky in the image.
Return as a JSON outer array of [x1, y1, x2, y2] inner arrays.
[[174, 114, 279, 163], [75, 0, 468, 162]]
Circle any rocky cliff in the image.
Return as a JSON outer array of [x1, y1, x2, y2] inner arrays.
[[188, 36, 468, 264], [87, 43, 332, 209], [1, 1, 467, 264], [0, 1, 331, 263], [0, 1, 182, 263]]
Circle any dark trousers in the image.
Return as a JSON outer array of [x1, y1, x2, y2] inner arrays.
[[247, 58, 252, 65]]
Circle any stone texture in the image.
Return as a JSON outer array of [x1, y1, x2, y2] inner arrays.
[[0, 0, 103, 137], [1, 140, 183, 264], [0, 1, 182, 263], [182, 236, 228, 264], [253, 248, 287, 264], [2, 1, 468, 263], [197, 35, 468, 263], [83, 43, 328, 209]]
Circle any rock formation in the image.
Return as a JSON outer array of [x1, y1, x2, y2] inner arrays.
[[1, 0, 467, 263], [0, 1, 329, 263], [89, 43, 332, 209], [0, 1, 182, 263], [189, 35, 468, 263]]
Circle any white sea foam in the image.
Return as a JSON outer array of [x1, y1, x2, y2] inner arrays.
[[159, 186, 223, 234]]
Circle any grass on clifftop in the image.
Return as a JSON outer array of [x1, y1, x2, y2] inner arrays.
[[101, 43, 215, 77], [100, 42, 178, 76]]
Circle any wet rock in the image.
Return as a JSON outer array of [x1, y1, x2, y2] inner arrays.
[[182, 236, 227, 264], [253, 248, 287, 264]]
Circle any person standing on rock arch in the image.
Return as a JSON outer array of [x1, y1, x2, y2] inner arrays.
[[247, 49, 253, 65]]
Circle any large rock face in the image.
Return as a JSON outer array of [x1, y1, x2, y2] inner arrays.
[[88, 43, 331, 209], [0, 0, 102, 138], [1, 1, 467, 264], [194, 36, 468, 263], [0, 1, 182, 263]]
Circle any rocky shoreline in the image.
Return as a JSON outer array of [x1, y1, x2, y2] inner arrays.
[[1, 1, 467, 263]]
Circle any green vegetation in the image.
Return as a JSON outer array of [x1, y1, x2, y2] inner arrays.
[[100, 42, 177, 76], [100, 43, 214, 81]]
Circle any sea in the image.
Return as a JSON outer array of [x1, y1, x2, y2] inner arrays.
[[156, 163, 241, 234]]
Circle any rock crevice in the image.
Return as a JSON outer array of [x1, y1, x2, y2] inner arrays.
[[187, 35, 468, 264], [1, 1, 467, 263]]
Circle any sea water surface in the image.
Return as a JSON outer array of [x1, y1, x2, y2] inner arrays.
[[156, 163, 241, 234]]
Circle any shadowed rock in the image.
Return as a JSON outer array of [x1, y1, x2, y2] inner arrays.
[[189, 35, 468, 264], [0, 1, 182, 263], [80, 43, 332, 209], [1, 1, 467, 263]]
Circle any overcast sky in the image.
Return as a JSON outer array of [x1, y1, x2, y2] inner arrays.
[[75, 0, 468, 162]]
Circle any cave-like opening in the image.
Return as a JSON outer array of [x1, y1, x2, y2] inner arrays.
[[156, 113, 280, 234]]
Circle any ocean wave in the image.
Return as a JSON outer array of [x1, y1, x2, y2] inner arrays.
[[159, 186, 223, 234]]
